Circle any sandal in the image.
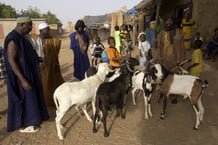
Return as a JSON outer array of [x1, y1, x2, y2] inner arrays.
[[20, 126, 39, 133]]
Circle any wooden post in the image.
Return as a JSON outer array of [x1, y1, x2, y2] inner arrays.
[[152, 0, 161, 48]]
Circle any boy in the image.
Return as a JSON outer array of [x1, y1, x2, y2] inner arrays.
[[187, 39, 203, 77], [107, 36, 129, 69]]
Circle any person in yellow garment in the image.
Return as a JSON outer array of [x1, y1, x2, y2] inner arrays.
[[187, 39, 203, 77], [156, 16, 186, 104], [157, 17, 185, 70], [181, 9, 196, 50], [34, 22, 64, 106]]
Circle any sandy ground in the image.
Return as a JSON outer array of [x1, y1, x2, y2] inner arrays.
[[0, 37, 218, 145]]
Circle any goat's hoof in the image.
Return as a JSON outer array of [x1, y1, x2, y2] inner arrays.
[[121, 114, 126, 119], [160, 116, 165, 120], [92, 128, 97, 133], [58, 136, 64, 140], [104, 132, 109, 137], [160, 115, 165, 120], [116, 113, 120, 118], [145, 116, 149, 120], [160, 112, 165, 120], [193, 127, 198, 130]]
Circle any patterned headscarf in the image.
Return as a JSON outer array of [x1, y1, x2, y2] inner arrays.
[[17, 15, 32, 23]]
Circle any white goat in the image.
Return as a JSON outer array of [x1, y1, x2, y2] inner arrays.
[[132, 70, 157, 119], [53, 63, 113, 140], [150, 63, 208, 130]]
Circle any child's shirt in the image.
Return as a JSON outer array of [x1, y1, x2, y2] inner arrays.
[[191, 48, 203, 77], [107, 47, 121, 67], [93, 43, 105, 58], [138, 40, 151, 57]]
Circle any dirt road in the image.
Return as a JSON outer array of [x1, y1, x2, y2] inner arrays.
[[0, 37, 218, 145]]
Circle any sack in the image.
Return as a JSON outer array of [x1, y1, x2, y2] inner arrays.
[[101, 50, 110, 64]]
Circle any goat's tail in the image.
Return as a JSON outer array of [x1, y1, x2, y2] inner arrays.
[[53, 93, 59, 110], [94, 95, 101, 122], [202, 80, 208, 88]]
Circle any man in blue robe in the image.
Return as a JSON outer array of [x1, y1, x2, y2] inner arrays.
[[3, 16, 49, 132]]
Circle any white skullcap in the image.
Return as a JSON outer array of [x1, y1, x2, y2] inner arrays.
[[137, 31, 146, 41], [38, 22, 48, 30]]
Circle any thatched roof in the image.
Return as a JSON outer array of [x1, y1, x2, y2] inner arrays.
[[134, 0, 156, 12]]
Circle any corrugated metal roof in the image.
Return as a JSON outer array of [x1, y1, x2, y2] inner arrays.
[[84, 14, 111, 28]]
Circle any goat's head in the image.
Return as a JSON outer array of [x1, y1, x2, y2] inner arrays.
[[148, 63, 166, 83], [120, 57, 139, 73], [97, 63, 114, 75]]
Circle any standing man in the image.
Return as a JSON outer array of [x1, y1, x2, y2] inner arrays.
[[35, 22, 64, 106], [156, 16, 186, 104], [156, 16, 186, 70], [3, 16, 49, 132], [69, 19, 90, 80]]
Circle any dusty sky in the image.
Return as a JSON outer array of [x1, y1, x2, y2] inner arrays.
[[3, 0, 142, 28]]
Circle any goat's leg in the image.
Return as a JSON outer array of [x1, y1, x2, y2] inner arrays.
[[91, 100, 96, 120], [198, 96, 204, 122], [160, 94, 167, 119], [75, 105, 82, 117], [121, 95, 126, 119], [144, 95, 149, 119], [193, 104, 201, 130], [132, 87, 137, 105], [147, 94, 153, 118], [55, 109, 68, 140], [102, 112, 109, 137], [120, 103, 126, 119], [81, 104, 92, 122], [92, 109, 99, 133]]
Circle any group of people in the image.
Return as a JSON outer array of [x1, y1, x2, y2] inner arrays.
[[1, 8, 216, 134], [3, 15, 65, 133], [146, 10, 204, 78]]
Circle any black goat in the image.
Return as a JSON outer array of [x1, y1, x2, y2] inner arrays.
[[92, 58, 138, 137]]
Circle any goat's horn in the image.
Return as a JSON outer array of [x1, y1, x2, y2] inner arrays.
[[106, 66, 115, 72], [127, 64, 135, 72]]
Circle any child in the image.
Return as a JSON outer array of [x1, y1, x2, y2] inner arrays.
[[137, 32, 151, 71], [114, 25, 121, 53], [191, 31, 204, 49], [107, 36, 129, 69], [187, 39, 203, 77], [92, 36, 105, 66]]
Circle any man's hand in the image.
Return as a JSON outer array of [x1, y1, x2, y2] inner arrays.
[[21, 79, 32, 91]]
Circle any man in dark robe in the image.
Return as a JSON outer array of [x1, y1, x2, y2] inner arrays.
[[3, 16, 49, 132]]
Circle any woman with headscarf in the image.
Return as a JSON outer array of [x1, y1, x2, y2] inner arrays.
[[69, 20, 90, 80]]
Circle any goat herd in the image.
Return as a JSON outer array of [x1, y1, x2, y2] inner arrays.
[[53, 58, 208, 140]]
